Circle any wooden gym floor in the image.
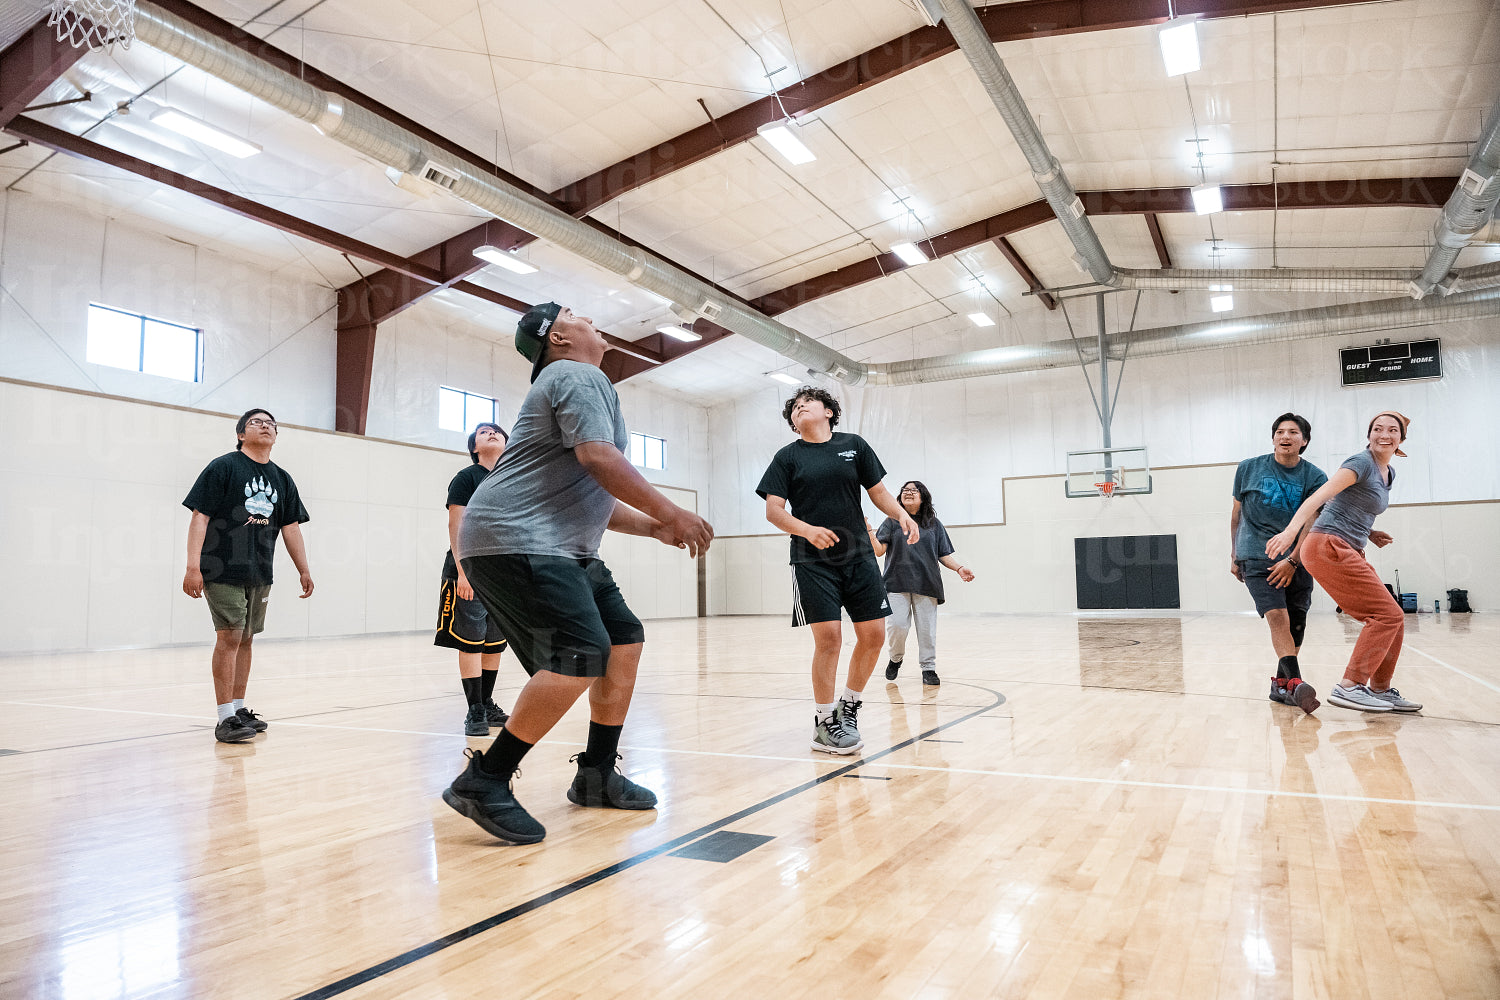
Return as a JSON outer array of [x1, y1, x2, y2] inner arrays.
[[2, 611, 1498, 999]]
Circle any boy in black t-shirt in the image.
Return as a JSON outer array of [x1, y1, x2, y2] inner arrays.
[[756, 386, 918, 754], [182, 408, 312, 743], [438, 422, 515, 736]]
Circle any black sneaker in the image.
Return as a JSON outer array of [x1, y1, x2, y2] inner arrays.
[[566, 753, 657, 810], [214, 716, 256, 743], [463, 703, 489, 736], [885, 659, 901, 681], [442, 750, 546, 844], [922, 670, 941, 686], [235, 707, 268, 732], [483, 698, 509, 727]]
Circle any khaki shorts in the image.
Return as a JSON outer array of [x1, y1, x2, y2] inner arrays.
[[204, 582, 272, 636]]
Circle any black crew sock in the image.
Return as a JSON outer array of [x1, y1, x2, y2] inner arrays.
[[582, 721, 623, 770], [479, 667, 499, 702], [461, 675, 483, 707], [480, 727, 533, 778], [1278, 655, 1302, 681]]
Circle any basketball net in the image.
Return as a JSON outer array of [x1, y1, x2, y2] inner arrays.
[[49, 0, 136, 51], [1094, 480, 1117, 501]]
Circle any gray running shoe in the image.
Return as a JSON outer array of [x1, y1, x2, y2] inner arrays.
[[834, 698, 862, 741], [214, 716, 256, 743], [1326, 682, 1394, 712], [442, 750, 545, 844], [1370, 687, 1422, 712], [235, 707, 268, 732], [463, 703, 490, 736], [811, 713, 863, 755]]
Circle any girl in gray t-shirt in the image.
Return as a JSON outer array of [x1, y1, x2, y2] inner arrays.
[[1266, 412, 1420, 714]]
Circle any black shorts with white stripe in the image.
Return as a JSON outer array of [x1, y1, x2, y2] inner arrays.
[[790, 557, 891, 627]]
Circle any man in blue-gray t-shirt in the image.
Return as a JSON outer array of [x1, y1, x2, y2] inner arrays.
[[442, 302, 714, 846], [1230, 412, 1327, 714]]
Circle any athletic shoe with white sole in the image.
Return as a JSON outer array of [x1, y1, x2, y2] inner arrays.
[[1326, 682, 1394, 712], [811, 713, 863, 755], [834, 698, 862, 742], [1370, 687, 1422, 712]]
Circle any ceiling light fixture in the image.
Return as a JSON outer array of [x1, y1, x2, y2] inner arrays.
[[890, 241, 929, 266], [473, 244, 539, 274], [1210, 293, 1234, 312], [756, 120, 816, 165], [1159, 21, 1200, 77], [657, 324, 702, 342], [967, 312, 996, 328], [150, 108, 262, 158], [769, 372, 803, 386], [1191, 183, 1224, 215]]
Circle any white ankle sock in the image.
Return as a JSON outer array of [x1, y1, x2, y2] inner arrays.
[[815, 702, 834, 720], [841, 688, 862, 705], [232, 698, 245, 712], [216, 703, 236, 722]]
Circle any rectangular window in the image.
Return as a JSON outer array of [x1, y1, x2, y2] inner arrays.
[[86, 304, 202, 382], [438, 386, 497, 433], [629, 431, 666, 471]]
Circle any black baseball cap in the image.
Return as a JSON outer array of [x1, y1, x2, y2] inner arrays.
[[516, 302, 562, 383]]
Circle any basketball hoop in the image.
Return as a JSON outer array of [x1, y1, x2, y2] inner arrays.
[[49, 0, 136, 51], [1094, 481, 1117, 500]]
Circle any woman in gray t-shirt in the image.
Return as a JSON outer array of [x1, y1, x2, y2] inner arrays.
[[1266, 412, 1420, 714]]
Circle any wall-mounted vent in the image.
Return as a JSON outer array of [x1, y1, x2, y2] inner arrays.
[[419, 160, 462, 190]]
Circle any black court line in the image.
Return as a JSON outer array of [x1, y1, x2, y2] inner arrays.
[[292, 686, 1006, 1000], [923, 738, 963, 743], [843, 774, 892, 780]]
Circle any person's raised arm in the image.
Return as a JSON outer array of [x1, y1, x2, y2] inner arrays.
[[1266, 468, 1356, 559], [867, 483, 918, 544], [183, 511, 209, 598], [575, 441, 713, 556]]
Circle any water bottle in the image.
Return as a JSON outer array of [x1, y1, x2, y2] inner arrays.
[[1434, 599, 1440, 615]]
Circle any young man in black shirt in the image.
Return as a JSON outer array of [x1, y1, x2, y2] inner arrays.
[[183, 408, 312, 743], [438, 422, 514, 736], [756, 386, 918, 754]]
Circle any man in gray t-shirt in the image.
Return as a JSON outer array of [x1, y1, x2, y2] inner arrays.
[[443, 302, 713, 846]]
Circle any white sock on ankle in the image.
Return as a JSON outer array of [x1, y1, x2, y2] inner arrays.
[[216, 703, 236, 722]]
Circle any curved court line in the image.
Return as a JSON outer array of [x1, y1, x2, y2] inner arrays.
[[291, 685, 1009, 1000]]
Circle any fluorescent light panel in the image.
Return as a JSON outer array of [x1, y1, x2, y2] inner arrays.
[[1159, 22, 1200, 77], [1211, 294, 1234, 312], [769, 372, 802, 385], [150, 108, 261, 158], [967, 313, 996, 327], [473, 245, 539, 274], [756, 121, 815, 165], [656, 324, 702, 342], [890, 241, 929, 266], [1192, 183, 1224, 215]]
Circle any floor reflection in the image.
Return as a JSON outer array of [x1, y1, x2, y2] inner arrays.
[[1076, 618, 1185, 693]]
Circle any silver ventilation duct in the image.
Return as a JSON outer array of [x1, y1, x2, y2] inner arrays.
[[132, 1, 1498, 389], [1415, 93, 1500, 295]]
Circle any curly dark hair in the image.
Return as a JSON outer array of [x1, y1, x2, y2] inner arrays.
[[899, 480, 936, 528], [782, 386, 841, 432]]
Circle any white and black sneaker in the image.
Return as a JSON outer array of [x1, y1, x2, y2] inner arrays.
[[834, 698, 862, 742]]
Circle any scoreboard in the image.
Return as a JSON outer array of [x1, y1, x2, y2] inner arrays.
[[1340, 339, 1442, 387]]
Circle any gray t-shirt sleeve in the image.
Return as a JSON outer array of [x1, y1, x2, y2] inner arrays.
[[876, 517, 895, 544], [550, 364, 624, 449]]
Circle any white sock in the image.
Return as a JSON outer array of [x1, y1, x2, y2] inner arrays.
[[841, 687, 862, 705], [216, 703, 236, 722], [815, 702, 834, 720], [232, 698, 245, 712]]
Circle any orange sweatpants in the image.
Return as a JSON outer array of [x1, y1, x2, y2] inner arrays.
[[1300, 531, 1404, 689]]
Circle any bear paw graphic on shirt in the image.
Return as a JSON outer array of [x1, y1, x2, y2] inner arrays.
[[244, 476, 278, 518]]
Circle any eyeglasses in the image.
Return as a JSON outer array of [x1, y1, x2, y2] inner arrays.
[[245, 418, 277, 429], [900, 488, 920, 495]]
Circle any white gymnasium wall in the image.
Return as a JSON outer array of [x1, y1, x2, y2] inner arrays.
[[0, 380, 702, 653], [703, 305, 1500, 615]]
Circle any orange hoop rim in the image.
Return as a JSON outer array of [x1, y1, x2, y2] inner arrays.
[[1094, 481, 1117, 498]]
